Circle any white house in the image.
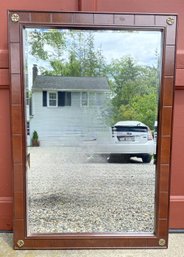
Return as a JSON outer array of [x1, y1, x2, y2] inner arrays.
[[29, 67, 111, 146]]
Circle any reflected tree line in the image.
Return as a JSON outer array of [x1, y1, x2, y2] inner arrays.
[[29, 29, 160, 129]]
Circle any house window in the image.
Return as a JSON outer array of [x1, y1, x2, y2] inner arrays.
[[48, 92, 57, 107], [81, 92, 89, 106]]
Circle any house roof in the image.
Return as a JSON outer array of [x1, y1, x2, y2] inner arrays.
[[32, 76, 109, 91]]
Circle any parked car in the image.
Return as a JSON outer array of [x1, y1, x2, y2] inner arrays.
[[109, 120, 154, 163]]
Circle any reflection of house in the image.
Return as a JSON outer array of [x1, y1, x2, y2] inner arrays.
[[29, 66, 110, 146]]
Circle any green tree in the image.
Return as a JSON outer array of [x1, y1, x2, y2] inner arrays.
[[118, 93, 157, 129], [108, 56, 159, 127]]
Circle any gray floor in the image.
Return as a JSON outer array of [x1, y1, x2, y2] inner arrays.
[[0, 233, 184, 257]]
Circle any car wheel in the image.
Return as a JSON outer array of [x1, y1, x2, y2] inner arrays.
[[142, 154, 152, 163]]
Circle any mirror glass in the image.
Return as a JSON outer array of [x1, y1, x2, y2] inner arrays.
[[23, 28, 162, 234]]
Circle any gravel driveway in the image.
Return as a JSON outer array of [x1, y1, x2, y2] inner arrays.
[[27, 146, 156, 234]]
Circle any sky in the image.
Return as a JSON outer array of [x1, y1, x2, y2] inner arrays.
[[92, 30, 162, 66]]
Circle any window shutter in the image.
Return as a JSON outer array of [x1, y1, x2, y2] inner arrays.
[[43, 91, 47, 106], [58, 91, 65, 106]]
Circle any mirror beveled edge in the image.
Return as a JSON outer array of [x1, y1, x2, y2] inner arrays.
[[8, 10, 177, 249]]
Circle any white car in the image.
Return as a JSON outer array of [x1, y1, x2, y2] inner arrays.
[[109, 120, 154, 163]]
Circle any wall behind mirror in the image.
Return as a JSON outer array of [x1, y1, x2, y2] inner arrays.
[[23, 28, 162, 235]]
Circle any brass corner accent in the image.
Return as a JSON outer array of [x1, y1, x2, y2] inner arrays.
[[11, 13, 20, 23], [166, 17, 175, 25], [159, 238, 166, 246], [17, 239, 24, 248]]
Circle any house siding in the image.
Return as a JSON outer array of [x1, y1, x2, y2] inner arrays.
[[29, 91, 111, 146]]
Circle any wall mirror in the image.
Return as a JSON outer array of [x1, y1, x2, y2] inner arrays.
[[9, 11, 177, 249]]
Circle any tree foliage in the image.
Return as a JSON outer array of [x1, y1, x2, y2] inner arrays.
[[108, 57, 159, 128], [118, 93, 157, 129], [30, 29, 66, 61]]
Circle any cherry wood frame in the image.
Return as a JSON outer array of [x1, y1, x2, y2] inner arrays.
[[8, 10, 177, 249]]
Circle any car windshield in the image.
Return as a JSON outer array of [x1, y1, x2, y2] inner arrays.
[[114, 126, 148, 133]]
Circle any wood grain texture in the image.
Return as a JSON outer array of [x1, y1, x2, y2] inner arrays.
[[158, 192, 169, 219], [160, 137, 171, 164], [114, 14, 134, 25], [14, 193, 24, 219], [9, 22, 20, 43], [12, 135, 23, 164], [157, 219, 168, 238], [10, 43, 21, 74], [135, 15, 155, 26], [161, 107, 172, 136], [163, 77, 174, 106], [159, 165, 170, 192], [52, 13, 74, 23], [94, 13, 113, 24], [74, 13, 94, 24], [11, 106, 22, 134], [164, 46, 175, 76], [31, 13, 51, 23], [14, 164, 24, 193], [11, 75, 22, 105]]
